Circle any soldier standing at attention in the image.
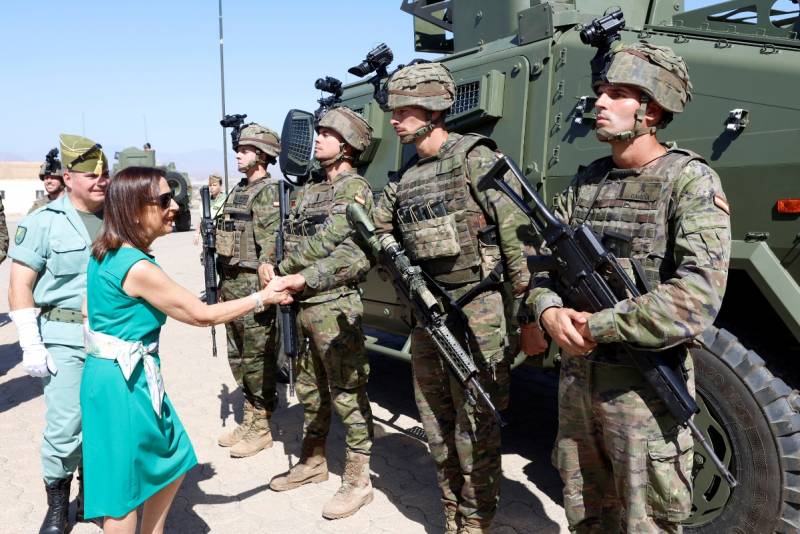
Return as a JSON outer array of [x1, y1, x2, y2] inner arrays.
[[267, 107, 376, 519], [29, 152, 66, 214], [214, 123, 282, 458], [531, 43, 731, 532], [207, 173, 228, 219], [371, 63, 547, 533], [8, 135, 108, 534]]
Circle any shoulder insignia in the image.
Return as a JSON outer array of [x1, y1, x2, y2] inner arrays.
[[354, 194, 366, 206], [273, 201, 280, 207], [15, 226, 26, 245]]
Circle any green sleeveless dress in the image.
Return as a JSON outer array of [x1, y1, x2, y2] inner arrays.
[[80, 247, 197, 519]]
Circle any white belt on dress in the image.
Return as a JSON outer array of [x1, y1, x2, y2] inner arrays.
[[83, 323, 165, 416]]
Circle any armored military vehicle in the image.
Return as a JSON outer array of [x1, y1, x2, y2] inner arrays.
[[282, 0, 800, 530], [112, 146, 193, 231]]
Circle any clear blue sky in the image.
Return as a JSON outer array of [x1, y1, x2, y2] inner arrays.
[[0, 0, 725, 177]]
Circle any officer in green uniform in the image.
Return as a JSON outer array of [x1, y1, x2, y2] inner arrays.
[[214, 123, 282, 458], [8, 135, 108, 534], [267, 107, 375, 519], [208, 174, 227, 219], [531, 43, 731, 532], [371, 63, 545, 533], [29, 150, 66, 214]]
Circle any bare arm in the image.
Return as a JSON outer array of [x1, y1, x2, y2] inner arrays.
[[122, 259, 291, 327], [8, 261, 38, 310]]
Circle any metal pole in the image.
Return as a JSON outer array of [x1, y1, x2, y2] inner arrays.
[[218, 0, 229, 192]]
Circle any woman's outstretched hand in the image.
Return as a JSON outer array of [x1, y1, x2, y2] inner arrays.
[[259, 278, 294, 306]]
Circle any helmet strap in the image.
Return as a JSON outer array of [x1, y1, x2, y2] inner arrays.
[[596, 94, 658, 143], [320, 142, 354, 168], [401, 111, 436, 144]]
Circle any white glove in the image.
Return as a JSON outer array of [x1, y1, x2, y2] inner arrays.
[[9, 308, 57, 377]]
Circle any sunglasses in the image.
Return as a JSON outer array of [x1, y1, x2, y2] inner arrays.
[[151, 191, 175, 209]]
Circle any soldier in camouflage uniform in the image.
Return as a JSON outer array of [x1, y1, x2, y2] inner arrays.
[[371, 63, 544, 533], [530, 43, 732, 533], [267, 107, 376, 520], [29, 151, 66, 214], [214, 123, 282, 458]]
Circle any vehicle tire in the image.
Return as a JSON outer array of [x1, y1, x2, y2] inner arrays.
[[174, 209, 192, 232], [166, 171, 189, 204], [685, 326, 800, 533]]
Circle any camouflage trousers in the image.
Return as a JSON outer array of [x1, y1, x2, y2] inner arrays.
[[295, 292, 373, 455], [555, 353, 695, 533], [220, 268, 279, 414], [411, 288, 509, 524]]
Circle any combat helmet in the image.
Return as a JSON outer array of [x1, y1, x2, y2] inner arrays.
[[386, 62, 455, 143], [594, 42, 693, 142], [237, 123, 281, 160], [316, 107, 373, 167]]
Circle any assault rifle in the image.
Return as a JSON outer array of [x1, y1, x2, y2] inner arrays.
[[346, 203, 505, 426], [276, 178, 299, 396], [200, 186, 218, 357], [479, 153, 737, 487]]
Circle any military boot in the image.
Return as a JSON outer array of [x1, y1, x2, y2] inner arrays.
[[229, 407, 272, 457], [269, 438, 328, 491], [444, 502, 459, 533], [40, 477, 71, 534], [321, 451, 373, 520], [218, 400, 254, 447], [458, 517, 492, 534], [75, 467, 84, 523]]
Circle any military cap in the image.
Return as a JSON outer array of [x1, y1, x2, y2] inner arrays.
[[316, 107, 373, 152], [60, 134, 108, 175], [238, 124, 281, 158], [387, 62, 455, 111], [597, 42, 692, 114], [208, 174, 222, 185]]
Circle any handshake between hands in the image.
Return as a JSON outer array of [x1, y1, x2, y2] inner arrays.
[[256, 263, 596, 358], [257, 263, 306, 306]]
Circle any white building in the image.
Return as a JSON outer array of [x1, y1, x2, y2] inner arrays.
[[0, 162, 45, 217]]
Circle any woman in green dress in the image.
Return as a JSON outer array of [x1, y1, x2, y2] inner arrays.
[[81, 166, 292, 534]]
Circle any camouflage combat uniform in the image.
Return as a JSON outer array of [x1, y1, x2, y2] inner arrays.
[[530, 43, 732, 533], [281, 170, 375, 456], [373, 64, 533, 531], [269, 106, 376, 520], [374, 133, 532, 528], [214, 123, 282, 456], [216, 174, 280, 415]]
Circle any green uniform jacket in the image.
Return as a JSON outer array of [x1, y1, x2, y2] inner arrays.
[[530, 152, 731, 350]]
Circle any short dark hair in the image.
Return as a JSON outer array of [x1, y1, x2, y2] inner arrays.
[[92, 166, 164, 261]]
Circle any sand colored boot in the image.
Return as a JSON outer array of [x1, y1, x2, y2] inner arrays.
[[444, 502, 459, 533], [458, 517, 492, 534], [218, 400, 254, 447], [321, 451, 373, 520], [269, 438, 328, 491], [229, 407, 272, 457]]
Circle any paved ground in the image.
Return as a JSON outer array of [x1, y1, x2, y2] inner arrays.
[[0, 216, 569, 533]]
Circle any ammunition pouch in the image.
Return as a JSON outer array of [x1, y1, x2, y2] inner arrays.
[[477, 225, 501, 280], [399, 212, 461, 262]]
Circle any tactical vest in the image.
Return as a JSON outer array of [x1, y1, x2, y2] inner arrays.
[[215, 177, 277, 270], [284, 170, 370, 294], [570, 148, 704, 291], [395, 133, 497, 286]]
